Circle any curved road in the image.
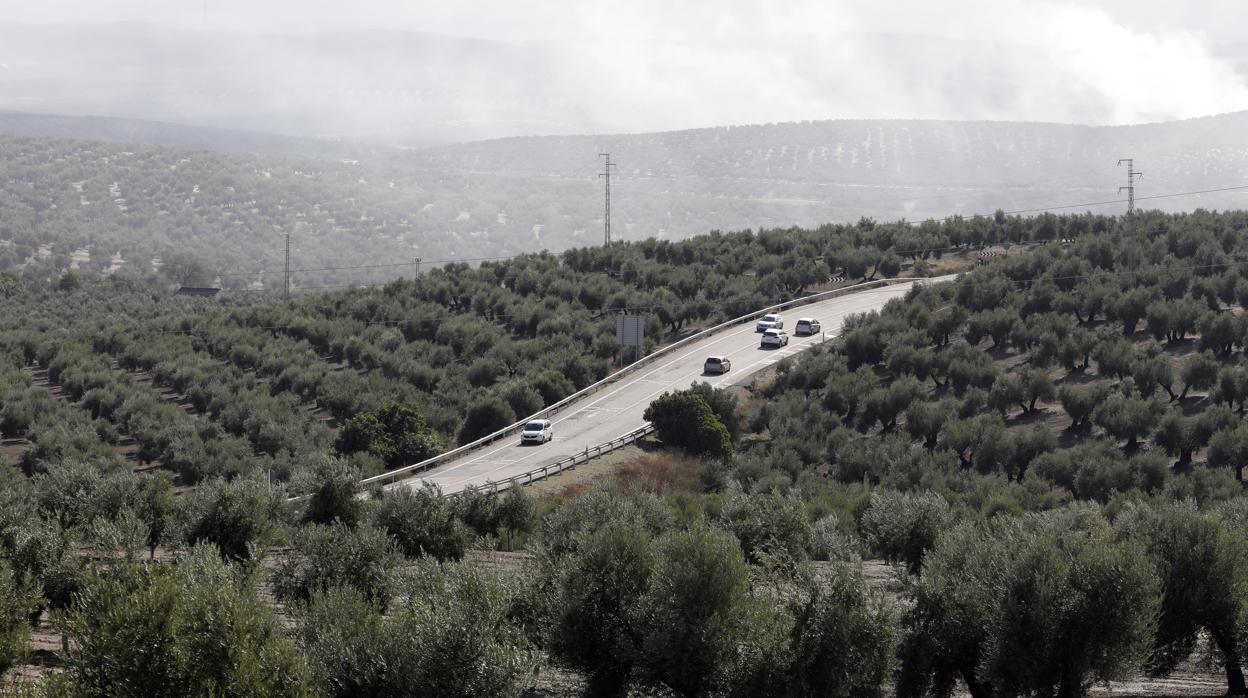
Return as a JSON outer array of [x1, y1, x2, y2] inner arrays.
[[395, 280, 939, 494]]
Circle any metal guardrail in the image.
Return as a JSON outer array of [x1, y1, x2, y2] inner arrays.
[[456, 424, 656, 496], [359, 274, 931, 491]]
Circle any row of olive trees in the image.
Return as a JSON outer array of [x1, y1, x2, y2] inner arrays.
[[753, 225, 1248, 494], [0, 333, 282, 484], [10, 461, 1248, 696], [3, 207, 1185, 492], [859, 492, 1248, 698]]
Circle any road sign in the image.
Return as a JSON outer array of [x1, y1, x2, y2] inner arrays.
[[616, 314, 645, 347]]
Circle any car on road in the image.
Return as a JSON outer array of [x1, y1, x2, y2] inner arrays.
[[756, 313, 784, 332], [760, 329, 789, 348], [703, 355, 732, 374], [520, 419, 553, 444], [794, 317, 821, 336]]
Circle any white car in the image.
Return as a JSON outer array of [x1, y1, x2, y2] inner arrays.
[[794, 317, 821, 336], [756, 313, 784, 332], [761, 329, 790, 348], [520, 419, 553, 444]]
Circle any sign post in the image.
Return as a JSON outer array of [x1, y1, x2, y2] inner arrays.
[[616, 314, 645, 363]]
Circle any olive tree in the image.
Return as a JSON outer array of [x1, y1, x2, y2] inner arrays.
[[547, 522, 656, 697], [61, 546, 313, 697], [1091, 390, 1165, 449], [1179, 351, 1221, 400], [634, 525, 758, 696], [177, 478, 289, 562], [786, 563, 896, 696], [272, 522, 402, 608], [0, 562, 39, 676], [644, 391, 733, 459], [1116, 502, 1248, 695], [371, 484, 468, 561], [1059, 383, 1109, 432], [299, 562, 534, 698], [302, 460, 364, 527], [718, 490, 812, 565], [900, 512, 1160, 698], [1207, 424, 1248, 482], [861, 490, 952, 574]]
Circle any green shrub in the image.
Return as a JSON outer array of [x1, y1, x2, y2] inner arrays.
[[273, 522, 401, 608], [371, 485, 468, 561], [300, 562, 534, 698], [644, 391, 733, 459], [860, 490, 952, 574], [61, 546, 313, 697]]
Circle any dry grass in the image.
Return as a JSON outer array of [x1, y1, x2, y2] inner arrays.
[[527, 442, 706, 505], [608, 451, 703, 495]]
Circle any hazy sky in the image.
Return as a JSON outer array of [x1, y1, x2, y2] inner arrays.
[[1, 0, 1244, 43], [1, 1, 1246, 136]]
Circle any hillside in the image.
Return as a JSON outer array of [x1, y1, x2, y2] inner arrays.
[[0, 112, 357, 156], [0, 216, 971, 490], [748, 208, 1248, 497], [3, 112, 1248, 289], [416, 111, 1248, 225], [5, 212, 1248, 695]]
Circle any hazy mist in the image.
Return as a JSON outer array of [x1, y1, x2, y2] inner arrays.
[[1, 1, 1245, 144]]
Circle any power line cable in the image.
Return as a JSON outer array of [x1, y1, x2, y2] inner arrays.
[[208, 183, 1248, 290]]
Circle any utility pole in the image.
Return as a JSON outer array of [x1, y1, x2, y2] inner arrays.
[[599, 153, 617, 246], [413, 257, 422, 276], [1117, 158, 1142, 216], [284, 229, 291, 299]]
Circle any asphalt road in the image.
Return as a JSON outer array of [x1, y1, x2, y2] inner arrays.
[[396, 280, 937, 494]]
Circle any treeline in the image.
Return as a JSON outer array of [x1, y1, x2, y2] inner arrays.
[[0, 209, 1228, 493], [0, 209, 1099, 489], [2, 461, 1248, 696], [0, 126, 1139, 291], [745, 209, 1248, 501], [5, 209, 1248, 693]]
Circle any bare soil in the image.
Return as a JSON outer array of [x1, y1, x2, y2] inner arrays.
[[0, 438, 28, 467]]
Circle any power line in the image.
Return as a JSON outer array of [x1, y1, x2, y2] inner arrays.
[[210, 182, 1248, 287], [215, 254, 525, 278], [921, 183, 1248, 225], [136, 302, 687, 336], [144, 255, 1248, 340]]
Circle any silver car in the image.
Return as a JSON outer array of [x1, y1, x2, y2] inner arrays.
[[704, 356, 732, 374], [794, 317, 821, 336], [756, 313, 784, 332]]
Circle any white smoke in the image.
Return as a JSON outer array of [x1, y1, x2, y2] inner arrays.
[[0, 0, 1244, 139], [552, 0, 1248, 129]]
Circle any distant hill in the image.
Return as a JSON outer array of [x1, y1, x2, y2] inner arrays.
[[409, 112, 1248, 234], [0, 112, 358, 156], [0, 23, 592, 145], [1, 112, 1247, 289]]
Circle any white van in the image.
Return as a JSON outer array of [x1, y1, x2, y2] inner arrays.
[[520, 419, 553, 444]]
